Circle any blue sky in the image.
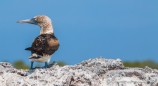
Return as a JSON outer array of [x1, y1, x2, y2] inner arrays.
[[0, 1, 158, 65]]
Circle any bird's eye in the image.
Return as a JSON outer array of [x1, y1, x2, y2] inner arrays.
[[33, 18, 36, 21]]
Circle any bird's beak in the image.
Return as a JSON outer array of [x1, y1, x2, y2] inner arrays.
[[17, 18, 37, 25]]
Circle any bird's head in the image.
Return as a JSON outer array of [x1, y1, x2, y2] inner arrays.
[[17, 15, 54, 34]]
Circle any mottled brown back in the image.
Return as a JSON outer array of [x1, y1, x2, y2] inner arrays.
[[25, 33, 59, 56]]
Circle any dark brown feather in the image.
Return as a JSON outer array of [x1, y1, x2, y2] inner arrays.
[[25, 33, 59, 56]]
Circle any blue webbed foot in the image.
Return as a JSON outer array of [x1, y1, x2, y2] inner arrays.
[[30, 61, 34, 70], [44, 62, 48, 68]]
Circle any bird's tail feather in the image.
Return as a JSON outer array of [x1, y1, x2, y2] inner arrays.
[[25, 47, 32, 51]]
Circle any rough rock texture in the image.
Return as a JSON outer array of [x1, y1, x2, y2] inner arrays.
[[0, 57, 158, 86]]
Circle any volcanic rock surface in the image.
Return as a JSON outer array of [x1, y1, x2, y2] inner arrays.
[[0, 57, 158, 86]]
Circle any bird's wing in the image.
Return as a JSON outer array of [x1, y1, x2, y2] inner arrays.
[[46, 36, 59, 54], [30, 34, 59, 55], [30, 35, 45, 55]]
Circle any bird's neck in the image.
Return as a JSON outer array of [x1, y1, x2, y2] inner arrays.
[[40, 25, 54, 34]]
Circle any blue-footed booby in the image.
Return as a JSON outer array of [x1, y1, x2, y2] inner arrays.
[[17, 15, 59, 70]]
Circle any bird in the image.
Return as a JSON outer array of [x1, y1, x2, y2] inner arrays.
[[17, 15, 60, 70]]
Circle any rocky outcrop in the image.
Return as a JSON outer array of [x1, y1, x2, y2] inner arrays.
[[0, 57, 158, 86]]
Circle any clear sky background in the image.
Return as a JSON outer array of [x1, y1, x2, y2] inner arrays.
[[0, 1, 158, 65]]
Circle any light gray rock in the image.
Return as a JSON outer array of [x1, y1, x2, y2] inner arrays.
[[0, 57, 158, 86]]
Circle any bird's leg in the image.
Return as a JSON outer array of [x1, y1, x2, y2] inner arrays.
[[44, 62, 48, 68], [30, 61, 34, 70]]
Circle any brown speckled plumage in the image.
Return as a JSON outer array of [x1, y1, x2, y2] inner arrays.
[[25, 33, 59, 57]]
